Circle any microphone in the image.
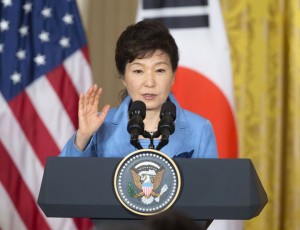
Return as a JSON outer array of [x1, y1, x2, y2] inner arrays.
[[127, 100, 146, 149], [156, 101, 176, 150]]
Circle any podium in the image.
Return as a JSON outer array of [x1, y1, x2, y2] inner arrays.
[[38, 157, 267, 229]]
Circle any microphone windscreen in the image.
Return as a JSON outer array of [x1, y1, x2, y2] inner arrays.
[[160, 101, 176, 120], [128, 100, 146, 119]]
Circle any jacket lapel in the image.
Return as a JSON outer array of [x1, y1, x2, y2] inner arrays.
[[108, 97, 135, 156], [107, 94, 192, 157], [162, 94, 191, 157]]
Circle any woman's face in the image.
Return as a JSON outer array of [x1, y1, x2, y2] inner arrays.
[[123, 50, 175, 113]]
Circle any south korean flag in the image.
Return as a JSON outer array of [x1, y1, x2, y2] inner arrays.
[[136, 1, 241, 229]]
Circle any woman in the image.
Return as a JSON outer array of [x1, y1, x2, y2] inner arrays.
[[60, 20, 218, 159]]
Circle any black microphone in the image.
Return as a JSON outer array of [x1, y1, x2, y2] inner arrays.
[[127, 100, 146, 149], [156, 101, 176, 150]]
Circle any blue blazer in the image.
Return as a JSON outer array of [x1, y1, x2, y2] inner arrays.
[[60, 94, 218, 159]]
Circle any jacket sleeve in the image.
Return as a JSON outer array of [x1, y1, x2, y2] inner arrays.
[[58, 132, 97, 157]]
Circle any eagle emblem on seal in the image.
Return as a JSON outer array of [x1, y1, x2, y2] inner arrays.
[[128, 161, 168, 205]]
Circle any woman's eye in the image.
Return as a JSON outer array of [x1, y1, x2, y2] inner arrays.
[[133, 70, 143, 73], [156, 69, 165, 73]]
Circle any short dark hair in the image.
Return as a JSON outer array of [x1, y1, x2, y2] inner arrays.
[[115, 19, 179, 77]]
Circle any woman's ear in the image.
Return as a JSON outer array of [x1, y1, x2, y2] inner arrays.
[[121, 74, 126, 87], [122, 79, 126, 87]]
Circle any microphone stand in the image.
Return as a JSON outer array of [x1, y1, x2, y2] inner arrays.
[[130, 137, 143, 150], [156, 137, 168, 151], [143, 131, 161, 149], [142, 131, 153, 149], [143, 130, 162, 150]]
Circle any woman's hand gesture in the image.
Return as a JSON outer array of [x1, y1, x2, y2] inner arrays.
[[75, 84, 110, 150]]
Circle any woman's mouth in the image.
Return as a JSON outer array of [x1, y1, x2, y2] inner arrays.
[[143, 94, 156, 100]]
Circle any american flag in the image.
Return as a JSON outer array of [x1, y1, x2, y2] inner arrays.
[[0, 0, 92, 229]]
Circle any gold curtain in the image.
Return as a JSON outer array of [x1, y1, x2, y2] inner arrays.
[[221, 0, 300, 229], [77, 0, 300, 229]]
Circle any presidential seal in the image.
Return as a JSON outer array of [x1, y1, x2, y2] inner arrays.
[[114, 149, 181, 216]]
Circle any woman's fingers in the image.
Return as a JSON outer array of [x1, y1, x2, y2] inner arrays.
[[78, 93, 84, 115], [94, 87, 102, 106], [89, 84, 98, 106], [81, 84, 101, 112], [89, 85, 102, 106], [83, 85, 93, 109], [78, 85, 107, 121], [98, 104, 110, 123]]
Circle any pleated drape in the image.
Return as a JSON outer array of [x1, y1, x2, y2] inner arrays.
[[221, 0, 300, 229]]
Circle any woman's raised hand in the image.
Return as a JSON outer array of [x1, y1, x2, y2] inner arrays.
[[75, 84, 110, 150]]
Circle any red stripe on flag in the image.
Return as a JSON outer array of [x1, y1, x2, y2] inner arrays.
[[47, 65, 79, 129], [173, 67, 238, 158], [81, 46, 91, 64], [73, 218, 93, 230], [9, 92, 60, 165], [0, 142, 50, 230]]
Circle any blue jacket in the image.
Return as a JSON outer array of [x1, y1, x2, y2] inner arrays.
[[59, 94, 218, 159]]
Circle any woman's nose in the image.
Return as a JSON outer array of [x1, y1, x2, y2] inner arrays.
[[144, 72, 156, 87]]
